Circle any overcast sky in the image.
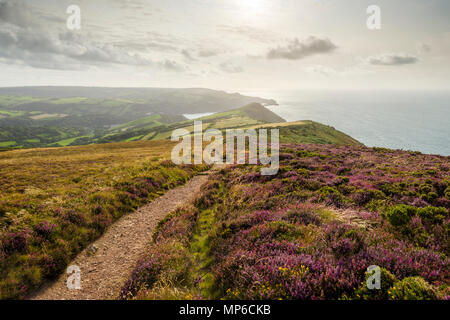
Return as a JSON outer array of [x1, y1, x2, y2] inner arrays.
[[0, 0, 449, 90]]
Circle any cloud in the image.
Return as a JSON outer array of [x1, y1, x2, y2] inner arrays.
[[219, 62, 244, 73], [159, 59, 184, 72], [114, 1, 144, 11], [181, 49, 195, 61], [0, 0, 36, 27], [305, 64, 375, 77], [112, 31, 183, 53], [365, 53, 419, 66], [0, 24, 153, 70], [266, 37, 337, 60], [219, 25, 277, 43], [417, 43, 431, 54], [0, 0, 157, 70], [305, 65, 337, 76], [198, 49, 221, 58]]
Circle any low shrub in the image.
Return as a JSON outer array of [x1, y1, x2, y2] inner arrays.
[[353, 268, 397, 300], [119, 240, 192, 300], [388, 277, 438, 300], [383, 205, 417, 227]]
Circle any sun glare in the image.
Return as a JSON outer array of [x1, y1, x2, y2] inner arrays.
[[234, 0, 271, 18]]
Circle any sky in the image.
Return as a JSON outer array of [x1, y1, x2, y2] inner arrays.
[[0, 0, 449, 91]]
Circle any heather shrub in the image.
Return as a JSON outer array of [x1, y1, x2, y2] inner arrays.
[[1, 230, 31, 254], [382, 204, 448, 251], [417, 206, 447, 224], [193, 180, 220, 210], [353, 268, 397, 300], [296, 150, 327, 159], [388, 277, 438, 300], [383, 205, 417, 227], [403, 216, 431, 248], [325, 223, 365, 258], [264, 221, 306, 242], [351, 189, 384, 206], [279, 153, 294, 161], [317, 186, 346, 207], [153, 208, 199, 245], [33, 221, 57, 241], [226, 210, 279, 234], [445, 186, 450, 200], [284, 206, 322, 226], [119, 240, 192, 300], [38, 240, 72, 279], [122, 144, 449, 301], [61, 210, 86, 226], [89, 212, 113, 233], [0, 145, 208, 299], [132, 282, 200, 300]]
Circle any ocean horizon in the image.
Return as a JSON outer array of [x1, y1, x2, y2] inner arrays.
[[240, 89, 450, 156]]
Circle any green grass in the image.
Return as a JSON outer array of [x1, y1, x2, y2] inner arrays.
[[0, 96, 44, 108], [0, 141, 16, 147], [47, 97, 88, 104], [0, 98, 361, 149], [0, 109, 26, 117], [99, 104, 360, 147], [112, 114, 163, 131], [55, 137, 80, 146], [100, 104, 286, 144], [125, 135, 144, 142], [0, 127, 89, 149], [246, 121, 362, 145], [189, 208, 218, 297]]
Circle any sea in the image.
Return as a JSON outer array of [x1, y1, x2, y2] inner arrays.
[[239, 90, 450, 156]]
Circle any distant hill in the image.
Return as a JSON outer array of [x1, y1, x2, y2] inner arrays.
[[0, 102, 361, 148], [94, 103, 284, 144], [93, 103, 361, 146], [246, 121, 362, 145], [0, 87, 277, 116], [111, 114, 187, 132], [0, 87, 277, 149], [193, 102, 286, 124], [0, 86, 361, 149]]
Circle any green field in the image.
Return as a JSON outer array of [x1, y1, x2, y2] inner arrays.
[[0, 109, 26, 117], [99, 103, 361, 146], [0, 141, 16, 147], [0, 88, 362, 152], [0, 88, 279, 150], [0, 102, 361, 149]]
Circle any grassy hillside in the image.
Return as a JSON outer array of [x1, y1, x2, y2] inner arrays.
[[0, 87, 277, 110], [0, 141, 209, 299], [0, 87, 276, 126], [90, 103, 284, 144], [112, 114, 187, 132], [0, 93, 361, 149], [247, 121, 362, 145], [200, 102, 286, 124], [0, 127, 91, 149], [120, 144, 449, 300], [95, 103, 361, 146], [0, 88, 277, 149]]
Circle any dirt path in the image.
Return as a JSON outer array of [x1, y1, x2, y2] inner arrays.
[[30, 174, 211, 300]]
